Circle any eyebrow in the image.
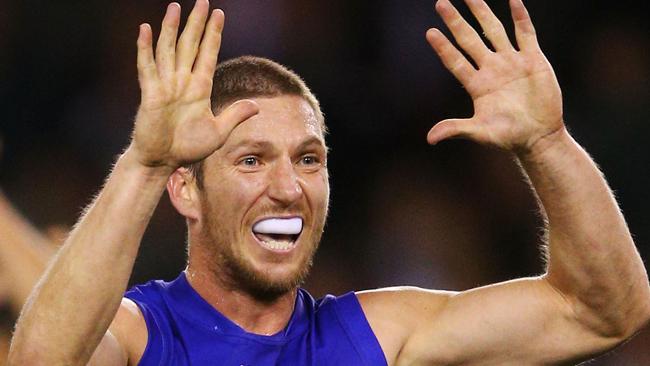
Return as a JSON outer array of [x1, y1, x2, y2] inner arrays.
[[224, 139, 274, 154], [225, 136, 328, 155], [296, 136, 328, 153]]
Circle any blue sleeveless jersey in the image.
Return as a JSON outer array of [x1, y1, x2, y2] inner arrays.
[[124, 273, 387, 365]]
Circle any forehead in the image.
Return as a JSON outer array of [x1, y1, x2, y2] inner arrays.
[[224, 95, 324, 146]]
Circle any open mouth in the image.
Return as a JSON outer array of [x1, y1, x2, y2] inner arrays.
[[253, 233, 300, 251], [252, 217, 303, 252]]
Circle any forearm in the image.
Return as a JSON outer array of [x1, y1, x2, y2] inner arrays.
[[518, 127, 650, 336], [0, 191, 54, 315], [9, 148, 172, 365]]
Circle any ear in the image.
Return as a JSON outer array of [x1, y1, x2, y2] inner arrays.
[[167, 167, 200, 221]]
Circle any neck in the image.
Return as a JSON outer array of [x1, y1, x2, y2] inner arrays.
[[185, 261, 297, 336]]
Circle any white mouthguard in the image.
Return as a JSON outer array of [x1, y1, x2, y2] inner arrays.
[[253, 217, 303, 235]]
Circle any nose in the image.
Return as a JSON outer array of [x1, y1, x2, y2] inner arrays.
[[267, 158, 303, 205]]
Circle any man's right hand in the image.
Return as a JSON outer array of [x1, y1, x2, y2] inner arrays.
[[130, 0, 258, 171], [8, 3, 258, 365]]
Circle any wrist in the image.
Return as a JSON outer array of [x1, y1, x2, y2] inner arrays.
[[516, 127, 574, 165], [120, 145, 176, 179]]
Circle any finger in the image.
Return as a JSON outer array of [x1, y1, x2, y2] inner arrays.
[[194, 9, 224, 77], [156, 3, 181, 78], [176, 0, 210, 72], [427, 118, 477, 145], [510, 0, 539, 51], [435, 0, 490, 65], [426, 28, 476, 86], [464, 0, 513, 52], [137, 23, 159, 93], [214, 100, 260, 143]]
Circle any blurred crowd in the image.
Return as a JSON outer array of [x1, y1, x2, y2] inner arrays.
[[1, 0, 648, 364]]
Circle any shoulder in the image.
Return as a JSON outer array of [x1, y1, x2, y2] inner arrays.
[[108, 298, 148, 366], [356, 286, 456, 330], [356, 286, 456, 365], [123, 278, 176, 332], [105, 278, 177, 365], [298, 289, 389, 365], [118, 278, 180, 365], [124, 278, 169, 301], [87, 298, 148, 366]]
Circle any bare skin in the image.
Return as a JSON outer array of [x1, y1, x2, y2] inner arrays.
[[359, 0, 650, 364], [8, 0, 650, 365], [0, 140, 57, 315], [0, 192, 56, 366], [172, 95, 329, 336], [0, 145, 63, 365], [9, 1, 259, 364], [0, 191, 56, 316]]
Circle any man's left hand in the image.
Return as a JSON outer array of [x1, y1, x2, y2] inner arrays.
[[426, 0, 563, 155]]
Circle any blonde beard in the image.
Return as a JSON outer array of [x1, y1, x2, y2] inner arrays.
[[196, 209, 324, 302]]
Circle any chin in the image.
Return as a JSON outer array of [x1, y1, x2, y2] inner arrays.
[[222, 250, 315, 302]]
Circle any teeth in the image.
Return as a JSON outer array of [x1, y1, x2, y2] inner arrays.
[[253, 217, 302, 235], [258, 238, 295, 251]]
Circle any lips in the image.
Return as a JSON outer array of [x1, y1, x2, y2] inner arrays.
[[252, 217, 303, 252]]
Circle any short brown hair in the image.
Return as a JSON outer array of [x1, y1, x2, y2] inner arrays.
[[188, 56, 325, 188]]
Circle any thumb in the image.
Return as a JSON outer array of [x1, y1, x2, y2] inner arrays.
[[214, 99, 260, 142], [427, 118, 477, 145]]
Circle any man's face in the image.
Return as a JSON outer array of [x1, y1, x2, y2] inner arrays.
[[195, 95, 329, 297]]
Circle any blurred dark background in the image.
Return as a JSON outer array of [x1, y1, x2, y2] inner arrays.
[[1, 0, 648, 364]]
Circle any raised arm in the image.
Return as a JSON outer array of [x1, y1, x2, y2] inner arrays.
[[0, 146, 56, 366], [0, 189, 55, 316], [8, 1, 258, 365], [359, 0, 650, 364]]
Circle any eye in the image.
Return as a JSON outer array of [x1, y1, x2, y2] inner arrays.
[[299, 155, 321, 166], [239, 156, 260, 167]]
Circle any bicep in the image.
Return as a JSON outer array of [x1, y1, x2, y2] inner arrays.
[[400, 277, 620, 365]]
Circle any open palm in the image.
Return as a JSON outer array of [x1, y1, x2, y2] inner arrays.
[[131, 0, 258, 169], [426, 0, 563, 153]]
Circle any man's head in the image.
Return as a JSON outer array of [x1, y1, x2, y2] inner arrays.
[[168, 56, 329, 300], [188, 56, 325, 189]]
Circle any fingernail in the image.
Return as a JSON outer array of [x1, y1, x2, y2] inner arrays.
[[167, 3, 180, 14]]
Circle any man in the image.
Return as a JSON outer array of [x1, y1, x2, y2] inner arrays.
[[9, 0, 650, 364]]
